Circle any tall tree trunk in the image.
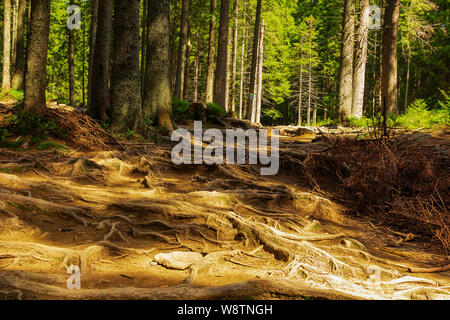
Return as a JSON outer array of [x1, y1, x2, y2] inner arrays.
[[68, 0, 76, 106], [110, 0, 141, 133], [245, 0, 262, 122], [87, 0, 99, 110], [337, 0, 355, 121], [214, 0, 231, 108], [2, 0, 12, 90], [24, 0, 50, 114], [404, 46, 411, 113], [205, 0, 217, 103], [352, 0, 370, 119], [238, 0, 247, 119], [174, 0, 190, 100], [11, 0, 18, 73], [193, 31, 200, 102], [255, 21, 264, 124], [183, 22, 192, 101], [307, 27, 312, 127], [143, 0, 173, 131], [224, 24, 232, 111], [89, 0, 112, 121], [230, 0, 239, 117], [297, 35, 304, 127], [11, 0, 26, 90], [381, 0, 400, 116], [141, 0, 148, 99]]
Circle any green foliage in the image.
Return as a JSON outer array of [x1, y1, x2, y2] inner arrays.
[[36, 141, 69, 151], [262, 108, 283, 125], [172, 98, 191, 119], [346, 117, 373, 128], [207, 102, 226, 118], [125, 129, 135, 140], [0, 89, 24, 102], [7, 111, 68, 145], [395, 98, 450, 128]]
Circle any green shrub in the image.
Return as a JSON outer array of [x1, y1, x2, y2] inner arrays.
[[346, 116, 372, 128], [172, 98, 190, 117], [0, 89, 24, 102], [262, 108, 282, 126], [207, 102, 226, 118], [395, 98, 449, 129]]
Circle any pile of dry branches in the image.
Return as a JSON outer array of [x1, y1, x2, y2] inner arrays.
[[45, 109, 122, 151], [305, 135, 450, 252]]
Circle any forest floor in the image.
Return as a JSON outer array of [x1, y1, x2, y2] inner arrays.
[[0, 104, 449, 300]]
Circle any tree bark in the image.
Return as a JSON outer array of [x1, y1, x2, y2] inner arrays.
[[230, 0, 239, 117], [110, 0, 141, 133], [141, 0, 148, 99], [297, 35, 304, 127], [381, 0, 400, 116], [174, 0, 190, 100], [337, 0, 355, 121], [2, 0, 12, 90], [193, 31, 200, 103], [143, 0, 173, 131], [352, 0, 370, 119], [205, 0, 217, 103], [24, 0, 50, 114], [255, 21, 264, 124], [87, 0, 99, 110], [68, 0, 76, 106], [183, 22, 192, 101], [89, 0, 112, 121], [238, 0, 247, 120], [245, 0, 262, 122], [214, 0, 231, 109], [11, 0, 26, 90]]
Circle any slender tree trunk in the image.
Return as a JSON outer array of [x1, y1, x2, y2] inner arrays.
[[110, 0, 141, 133], [245, 0, 262, 122], [87, 0, 99, 111], [337, 0, 355, 121], [174, 0, 190, 100], [313, 100, 317, 126], [11, 0, 25, 90], [143, 0, 173, 131], [307, 28, 312, 127], [141, 0, 148, 99], [11, 0, 18, 73], [214, 0, 231, 108], [230, 0, 239, 117], [255, 21, 264, 124], [24, 0, 50, 114], [238, 0, 247, 119], [404, 46, 411, 113], [68, 0, 76, 106], [2, 0, 12, 90], [193, 31, 200, 102], [381, 0, 400, 116], [183, 22, 192, 101], [352, 0, 370, 119], [224, 24, 232, 111], [89, 0, 112, 121], [297, 35, 304, 127], [205, 0, 217, 103]]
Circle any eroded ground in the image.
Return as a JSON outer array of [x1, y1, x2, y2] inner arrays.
[[0, 130, 449, 300]]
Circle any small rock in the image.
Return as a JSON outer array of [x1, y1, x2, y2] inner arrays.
[[154, 251, 203, 270]]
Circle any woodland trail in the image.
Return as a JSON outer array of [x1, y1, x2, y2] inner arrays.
[[0, 130, 449, 300]]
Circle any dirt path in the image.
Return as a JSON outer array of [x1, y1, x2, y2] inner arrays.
[[0, 134, 449, 300]]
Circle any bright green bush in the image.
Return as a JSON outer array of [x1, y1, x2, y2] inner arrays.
[[172, 98, 190, 116], [396, 97, 450, 129], [0, 89, 24, 102]]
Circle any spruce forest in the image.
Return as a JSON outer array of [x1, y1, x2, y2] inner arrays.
[[0, 0, 449, 302]]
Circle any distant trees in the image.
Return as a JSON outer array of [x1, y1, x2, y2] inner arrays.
[[11, 0, 26, 90]]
